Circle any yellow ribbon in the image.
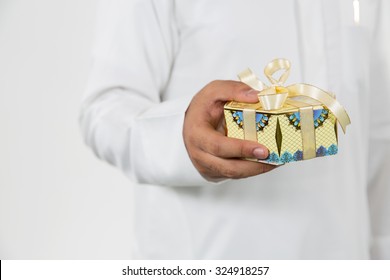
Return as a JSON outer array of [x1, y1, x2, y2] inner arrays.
[[238, 58, 351, 133], [238, 58, 351, 161]]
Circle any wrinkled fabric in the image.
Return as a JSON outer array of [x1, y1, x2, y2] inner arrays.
[[80, 0, 390, 259]]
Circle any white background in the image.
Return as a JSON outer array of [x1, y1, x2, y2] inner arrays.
[[0, 0, 135, 259]]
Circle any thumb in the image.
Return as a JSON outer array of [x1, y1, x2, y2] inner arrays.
[[208, 80, 259, 103]]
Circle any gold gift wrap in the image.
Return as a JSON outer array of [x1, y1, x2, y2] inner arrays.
[[224, 99, 338, 165], [224, 59, 350, 165]]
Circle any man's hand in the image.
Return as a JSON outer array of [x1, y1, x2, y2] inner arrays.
[[183, 80, 277, 181]]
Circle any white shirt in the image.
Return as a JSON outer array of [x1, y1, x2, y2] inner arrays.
[[80, 0, 390, 259]]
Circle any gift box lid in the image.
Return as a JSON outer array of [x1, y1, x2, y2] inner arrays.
[[225, 96, 325, 114]]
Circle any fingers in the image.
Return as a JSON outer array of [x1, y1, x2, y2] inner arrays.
[[183, 79, 278, 180], [195, 150, 276, 180], [198, 125, 269, 159], [185, 123, 275, 180], [191, 80, 260, 128]]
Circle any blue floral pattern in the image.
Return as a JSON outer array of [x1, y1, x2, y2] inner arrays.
[[266, 145, 338, 164], [231, 111, 269, 131], [267, 152, 279, 163], [287, 109, 329, 130], [280, 152, 293, 163], [293, 150, 303, 161], [327, 144, 338, 155], [316, 146, 327, 157]]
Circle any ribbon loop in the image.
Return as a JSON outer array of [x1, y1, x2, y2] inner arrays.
[[264, 58, 291, 85], [238, 68, 265, 91]]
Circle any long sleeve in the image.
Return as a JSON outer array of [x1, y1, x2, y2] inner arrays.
[[367, 0, 390, 259], [79, 0, 208, 186]]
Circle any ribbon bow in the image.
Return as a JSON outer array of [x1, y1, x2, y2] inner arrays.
[[238, 58, 351, 133]]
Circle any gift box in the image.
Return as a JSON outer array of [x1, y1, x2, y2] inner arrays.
[[224, 59, 351, 165]]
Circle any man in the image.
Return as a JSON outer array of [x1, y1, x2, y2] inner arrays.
[[80, 0, 390, 259]]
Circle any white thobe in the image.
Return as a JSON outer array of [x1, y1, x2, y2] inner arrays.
[[80, 0, 390, 259]]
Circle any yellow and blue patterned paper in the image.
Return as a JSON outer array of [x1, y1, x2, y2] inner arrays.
[[224, 101, 338, 165]]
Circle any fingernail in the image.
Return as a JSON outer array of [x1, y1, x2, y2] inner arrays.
[[253, 148, 268, 159], [246, 89, 258, 95]]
